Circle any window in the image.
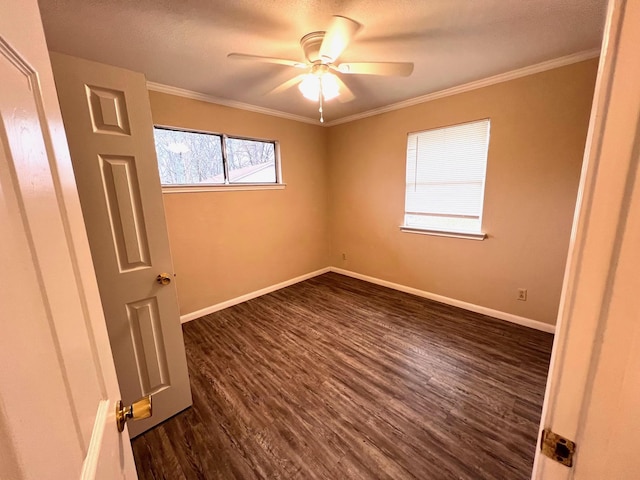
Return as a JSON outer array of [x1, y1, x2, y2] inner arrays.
[[402, 119, 490, 239], [153, 126, 280, 188]]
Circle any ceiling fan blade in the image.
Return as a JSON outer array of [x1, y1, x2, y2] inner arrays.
[[337, 62, 414, 77], [266, 75, 305, 95], [334, 76, 355, 103], [319, 16, 361, 63], [228, 53, 307, 69]]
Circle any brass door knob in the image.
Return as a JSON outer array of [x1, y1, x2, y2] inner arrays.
[[156, 273, 172, 285], [116, 395, 152, 432]]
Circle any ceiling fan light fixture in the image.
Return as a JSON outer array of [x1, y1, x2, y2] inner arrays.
[[299, 74, 320, 101], [298, 72, 340, 102], [321, 73, 340, 100]]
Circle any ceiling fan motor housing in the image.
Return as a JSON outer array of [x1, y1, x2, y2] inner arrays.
[[300, 31, 325, 63]]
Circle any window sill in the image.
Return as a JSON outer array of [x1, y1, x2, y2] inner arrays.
[[400, 226, 487, 240], [162, 183, 286, 193]]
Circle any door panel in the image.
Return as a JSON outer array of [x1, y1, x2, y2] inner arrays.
[[126, 297, 170, 393], [100, 154, 151, 270], [0, 0, 136, 476], [50, 52, 192, 437]]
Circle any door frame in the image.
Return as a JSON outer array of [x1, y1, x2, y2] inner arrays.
[[532, 0, 640, 476]]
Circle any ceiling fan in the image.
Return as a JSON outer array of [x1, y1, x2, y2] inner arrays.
[[228, 16, 414, 123]]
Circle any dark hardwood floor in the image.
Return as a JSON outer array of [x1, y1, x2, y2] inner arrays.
[[132, 273, 553, 479]]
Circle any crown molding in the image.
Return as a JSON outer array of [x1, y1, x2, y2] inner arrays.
[[146, 81, 322, 126], [147, 48, 600, 128], [324, 48, 601, 127]]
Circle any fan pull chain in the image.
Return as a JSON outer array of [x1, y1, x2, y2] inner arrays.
[[319, 80, 324, 123]]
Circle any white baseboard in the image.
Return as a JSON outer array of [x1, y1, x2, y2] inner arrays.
[[330, 267, 556, 334], [180, 267, 331, 323], [180, 265, 555, 334]]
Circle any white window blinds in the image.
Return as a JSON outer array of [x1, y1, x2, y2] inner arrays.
[[404, 119, 490, 234]]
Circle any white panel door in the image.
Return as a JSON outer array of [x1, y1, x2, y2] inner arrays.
[[50, 53, 192, 437], [0, 0, 136, 477]]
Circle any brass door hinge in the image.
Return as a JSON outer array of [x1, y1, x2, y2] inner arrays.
[[540, 428, 576, 467]]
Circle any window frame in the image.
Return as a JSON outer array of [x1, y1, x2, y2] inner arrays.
[[153, 125, 284, 193], [400, 118, 490, 241]]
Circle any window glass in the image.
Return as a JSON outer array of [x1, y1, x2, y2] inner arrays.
[[154, 128, 224, 185], [153, 127, 279, 186], [226, 137, 276, 183]]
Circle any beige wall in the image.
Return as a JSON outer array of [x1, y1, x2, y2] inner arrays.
[[327, 59, 598, 325], [150, 59, 597, 325], [148, 92, 329, 315]]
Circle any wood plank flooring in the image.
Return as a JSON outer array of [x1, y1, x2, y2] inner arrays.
[[132, 273, 553, 479]]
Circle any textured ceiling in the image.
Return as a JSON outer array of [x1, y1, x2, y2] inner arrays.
[[38, 0, 607, 124]]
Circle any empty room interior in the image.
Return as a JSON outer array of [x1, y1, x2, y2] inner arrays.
[[9, 0, 640, 479]]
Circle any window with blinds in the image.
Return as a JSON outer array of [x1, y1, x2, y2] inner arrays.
[[403, 119, 490, 235]]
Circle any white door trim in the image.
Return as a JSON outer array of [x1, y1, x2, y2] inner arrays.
[[81, 400, 110, 480], [532, 0, 639, 476]]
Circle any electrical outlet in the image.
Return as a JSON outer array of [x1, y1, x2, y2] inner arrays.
[[342, 253, 347, 260], [518, 288, 527, 301]]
